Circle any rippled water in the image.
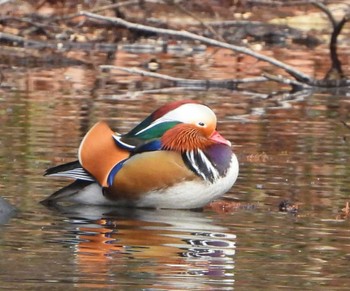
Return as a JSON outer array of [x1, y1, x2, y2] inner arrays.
[[1, 15, 350, 290]]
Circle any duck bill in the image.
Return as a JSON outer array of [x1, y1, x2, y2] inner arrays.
[[209, 131, 231, 147]]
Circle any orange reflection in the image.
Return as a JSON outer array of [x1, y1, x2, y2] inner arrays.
[[67, 210, 236, 289]]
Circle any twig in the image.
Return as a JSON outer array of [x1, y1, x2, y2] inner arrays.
[[81, 11, 313, 83], [0, 32, 57, 49], [341, 120, 350, 130], [0, 16, 58, 30], [324, 12, 350, 80], [0, 32, 119, 52], [263, 73, 312, 89], [101, 65, 185, 82], [310, 1, 349, 80], [311, 1, 337, 28]]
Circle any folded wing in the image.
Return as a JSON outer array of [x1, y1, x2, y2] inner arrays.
[[78, 121, 130, 187]]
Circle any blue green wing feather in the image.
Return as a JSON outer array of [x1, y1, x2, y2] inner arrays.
[[113, 121, 179, 150]]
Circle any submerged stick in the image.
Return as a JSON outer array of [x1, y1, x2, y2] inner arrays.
[[100, 65, 270, 89]]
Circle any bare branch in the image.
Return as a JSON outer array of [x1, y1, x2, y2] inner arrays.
[[341, 120, 350, 130], [0, 32, 56, 49], [0, 32, 118, 52], [263, 73, 311, 88], [311, 1, 337, 28], [99, 87, 203, 100], [310, 1, 350, 80], [100, 65, 269, 90], [324, 10, 350, 80], [81, 11, 313, 83]]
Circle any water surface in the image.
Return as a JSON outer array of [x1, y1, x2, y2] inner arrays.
[[1, 8, 350, 290]]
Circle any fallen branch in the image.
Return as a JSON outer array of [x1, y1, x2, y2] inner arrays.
[[0, 32, 118, 52], [263, 73, 311, 88], [100, 64, 350, 90], [1, 2, 348, 88], [88, 10, 350, 88], [81, 11, 313, 83], [0, 32, 57, 49], [100, 65, 270, 90], [99, 87, 204, 100]]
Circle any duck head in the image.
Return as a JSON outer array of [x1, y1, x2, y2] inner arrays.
[[119, 100, 231, 152]]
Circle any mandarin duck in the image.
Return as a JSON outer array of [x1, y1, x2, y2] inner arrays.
[[42, 100, 239, 209]]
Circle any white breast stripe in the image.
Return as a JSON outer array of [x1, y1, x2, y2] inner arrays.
[[198, 149, 219, 181], [186, 150, 219, 183], [186, 151, 205, 180]]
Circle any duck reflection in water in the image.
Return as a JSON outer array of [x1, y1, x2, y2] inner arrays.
[[49, 205, 236, 289]]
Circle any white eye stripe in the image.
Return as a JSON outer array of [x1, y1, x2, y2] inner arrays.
[[159, 104, 216, 126]]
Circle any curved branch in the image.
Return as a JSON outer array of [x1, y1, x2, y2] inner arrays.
[[311, 1, 350, 80], [325, 13, 350, 80], [81, 11, 313, 83], [311, 1, 337, 28]]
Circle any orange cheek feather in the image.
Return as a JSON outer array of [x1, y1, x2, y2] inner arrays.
[[161, 124, 215, 152]]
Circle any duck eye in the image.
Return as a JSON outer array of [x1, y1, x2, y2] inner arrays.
[[198, 122, 205, 127]]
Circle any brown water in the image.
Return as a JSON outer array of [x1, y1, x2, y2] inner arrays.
[[1, 24, 350, 290]]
